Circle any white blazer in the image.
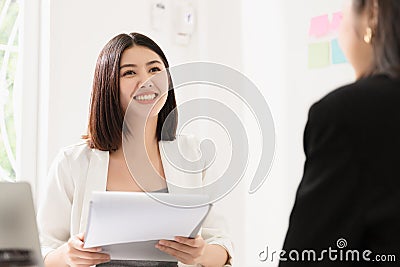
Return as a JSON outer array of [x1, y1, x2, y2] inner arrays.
[[37, 135, 233, 267]]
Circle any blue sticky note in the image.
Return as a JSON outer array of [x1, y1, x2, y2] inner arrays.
[[331, 39, 347, 64]]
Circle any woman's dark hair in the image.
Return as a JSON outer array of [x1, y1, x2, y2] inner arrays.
[[353, 0, 400, 78], [83, 33, 177, 151]]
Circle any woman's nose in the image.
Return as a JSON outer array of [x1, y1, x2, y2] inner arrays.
[[138, 75, 155, 90]]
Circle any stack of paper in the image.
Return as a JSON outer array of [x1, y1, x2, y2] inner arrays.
[[84, 192, 211, 261]]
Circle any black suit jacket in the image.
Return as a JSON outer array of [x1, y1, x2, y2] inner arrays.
[[280, 75, 400, 266]]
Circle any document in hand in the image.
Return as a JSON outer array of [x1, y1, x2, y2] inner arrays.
[[83, 192, 211, 261]]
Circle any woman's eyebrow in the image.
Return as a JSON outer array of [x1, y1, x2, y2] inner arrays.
[[120, 60, 162, 69], [120, 63, 136, 69], [146, 60, 162, 66]]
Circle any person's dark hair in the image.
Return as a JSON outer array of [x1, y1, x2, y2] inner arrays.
[[353, 0, 400, 78], [83, 33, 177, 151]]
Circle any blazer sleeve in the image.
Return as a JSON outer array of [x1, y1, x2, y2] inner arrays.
[[180, 135, 234, 267], [280, 99, 365, 266], [200, 151, 234, 266], [200, 207, 234, 266], [37, 150, 75, 259]]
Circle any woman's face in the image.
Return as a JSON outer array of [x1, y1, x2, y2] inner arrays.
[[339, 0, 374, 78], [119, 45, 169, 118]]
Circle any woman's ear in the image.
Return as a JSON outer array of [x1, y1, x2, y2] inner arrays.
[[368, 0, 379, 33], [363, 0, 379, 44]]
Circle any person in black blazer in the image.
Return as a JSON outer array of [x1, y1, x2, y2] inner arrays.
[[280, 0, 400, 266]]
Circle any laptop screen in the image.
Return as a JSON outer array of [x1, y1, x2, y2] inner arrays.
[[0, 182, 43, 267]]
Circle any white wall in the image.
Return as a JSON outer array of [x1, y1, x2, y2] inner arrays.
[[241, 0, 354, 266], [241, 1, 289, 266], [283, 0, 354, 198]]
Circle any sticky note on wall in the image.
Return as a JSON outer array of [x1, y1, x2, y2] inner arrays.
[[331, 38, 347, 64], [309, 14, 330, 37], [308, 42, 330, 69], [330, 12, 343, 32]]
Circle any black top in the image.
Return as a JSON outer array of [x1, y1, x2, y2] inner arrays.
[[97, 260, 177, 267], [280, 75, 400, 266]]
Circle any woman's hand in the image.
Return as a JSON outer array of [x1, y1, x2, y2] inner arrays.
[[61, 233, 111, 267], [156, 235, 207, 265]]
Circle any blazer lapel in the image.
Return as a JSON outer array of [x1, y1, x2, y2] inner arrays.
[[79, 149, 109, 233]]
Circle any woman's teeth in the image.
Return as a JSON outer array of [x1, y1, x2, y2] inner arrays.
[[134, 93, 157, 101]]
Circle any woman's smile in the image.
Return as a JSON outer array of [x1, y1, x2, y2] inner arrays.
[[133, 92, 159, 104]]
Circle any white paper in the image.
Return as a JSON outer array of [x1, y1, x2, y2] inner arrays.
[[84, 192, 211, 250]]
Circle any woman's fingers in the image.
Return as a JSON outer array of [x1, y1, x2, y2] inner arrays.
[[69, 234, 102, 253], [156, 236, 207, 265], [156, 244, 193, 264], [69, 246, 110, 260], [174, 235, 203, 247], [66, 250, 110, 266], [157, 240, 195, 255], [65, 233, 110, 266]]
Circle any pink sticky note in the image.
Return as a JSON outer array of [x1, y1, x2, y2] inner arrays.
[[309, 14, 330, 37], [330, 12, 343, 32]]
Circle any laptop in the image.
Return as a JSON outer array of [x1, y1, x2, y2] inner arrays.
[[0, 182, 43, 267]]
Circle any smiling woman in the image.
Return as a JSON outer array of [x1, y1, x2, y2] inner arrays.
[[37, 32, 233, 267]]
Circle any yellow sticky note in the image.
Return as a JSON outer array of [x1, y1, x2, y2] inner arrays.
[[308, 42, 330, 69]]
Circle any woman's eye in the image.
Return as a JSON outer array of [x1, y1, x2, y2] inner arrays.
[[149, 67, 161, 73], [122, 70, 135, 76]]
